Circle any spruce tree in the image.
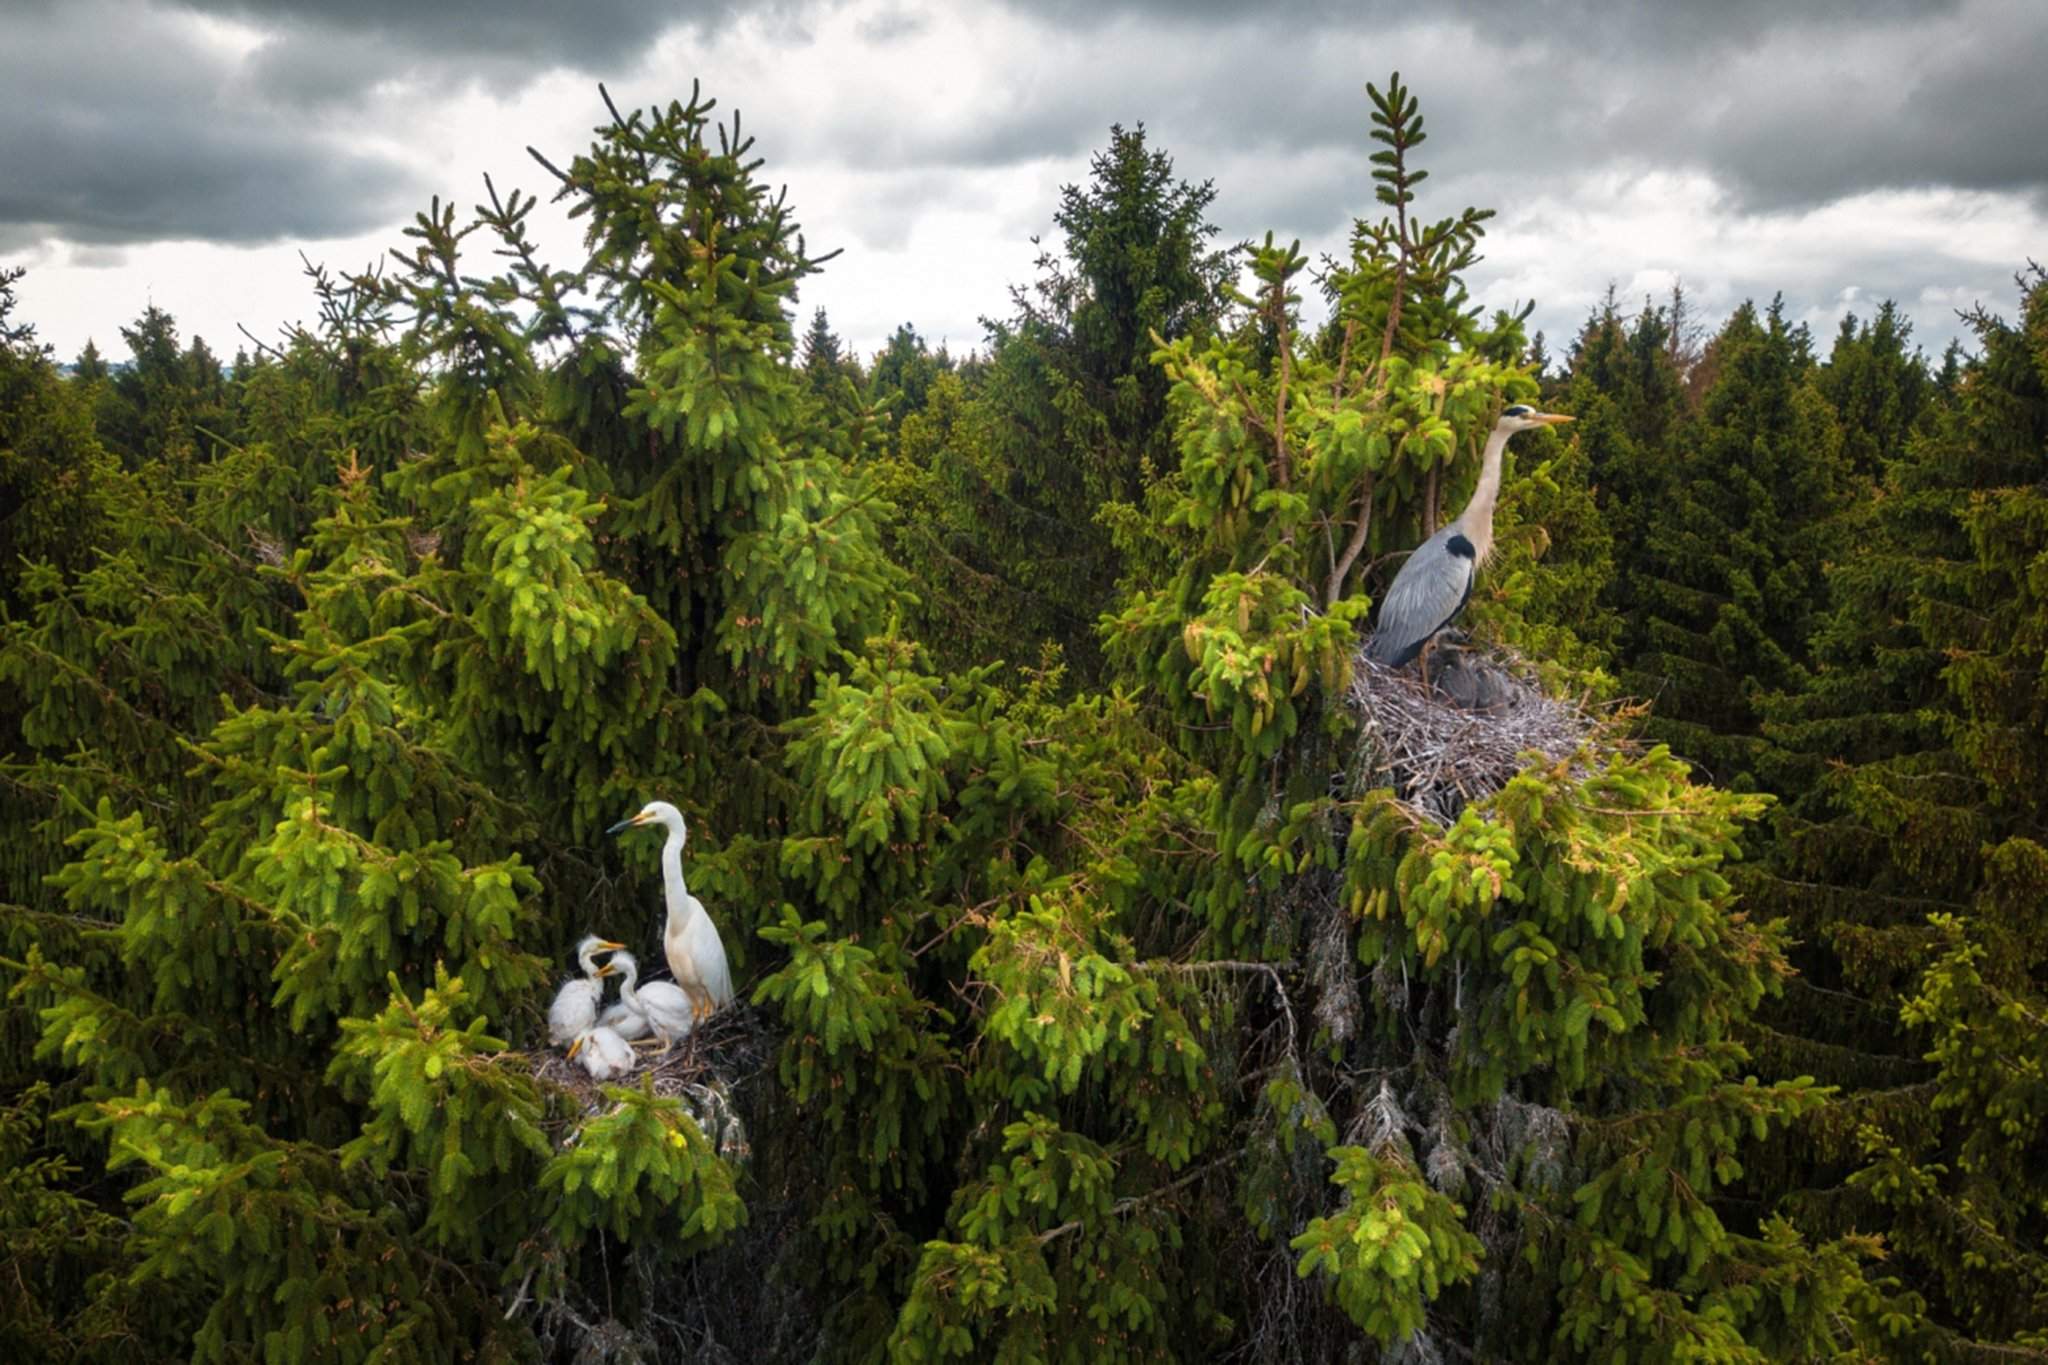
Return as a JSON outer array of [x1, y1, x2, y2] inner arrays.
[[868, 322, 952, 422], [1818, 301, 1930, 482], [72, 337, 108, 384], [1080, 76, 1865, 1361], [0, 85, 893, 1360], [0, 271, 117, 599], [1839, 275, 2048, 1354], [800, 305, 868, 431], [934, 124, 1231, 683], [1623, 299, 1850, 788], [1562, 290, 1690, 625], [1733, 273, 2048, 1360]]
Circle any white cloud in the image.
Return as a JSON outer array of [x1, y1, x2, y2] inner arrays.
[[4, 0, 2044, 367]]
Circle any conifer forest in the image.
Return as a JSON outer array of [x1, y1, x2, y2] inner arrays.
[[4, 74, 2046, 1364]]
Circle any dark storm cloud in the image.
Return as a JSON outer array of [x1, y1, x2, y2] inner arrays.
[[943, 0, 2046, 213], [173, 0, 702, 70], [990, 0, 1963, 48], [1630, 31, 2048, 208], [7, 0, 2043, 262], [0, 0, 749, 247], [0, 1, 421, 246], [176, 0, 748, 109]]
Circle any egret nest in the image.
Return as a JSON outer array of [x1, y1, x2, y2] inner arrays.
[[530, 1002, 777, 1163], [1346, 633, 1607, 825]]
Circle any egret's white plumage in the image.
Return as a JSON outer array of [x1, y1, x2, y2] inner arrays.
[[566, 1024, 637, 1081], [606, 949, 694, 1052], [607, 800, 734, 1025], [547, 935, 625, 1047], [598, 998, 650, 1041]]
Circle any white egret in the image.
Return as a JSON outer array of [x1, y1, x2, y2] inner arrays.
[[1365, 404, 1576, 685], [547, 935, 626, 1047], [604, 948, 694, 1053], [597, 996, 650, 1041], [606, 800, 734, 1024], [566, 1024, 637, 1081]]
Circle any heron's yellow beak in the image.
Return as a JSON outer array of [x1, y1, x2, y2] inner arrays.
[[1537, 413, 1576, 425], [596, 939, 626, 953], [595, 963, 619, 978]]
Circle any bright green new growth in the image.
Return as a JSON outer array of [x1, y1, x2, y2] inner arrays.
[[4, 70, 2042, 1365]]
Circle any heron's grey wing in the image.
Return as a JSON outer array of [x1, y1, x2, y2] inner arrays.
[[1366, 531, 1476, 666]]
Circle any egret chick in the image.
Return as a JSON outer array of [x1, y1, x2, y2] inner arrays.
[[566, 1024, 637, 1081], [607, 949, 695, 1054], [607, 801, 734, 1024], [547, 935, 626, 1047], [598, 996, 651, 1041]]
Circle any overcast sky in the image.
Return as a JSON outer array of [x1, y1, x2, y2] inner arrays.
[[4, 0, 2045, 370]]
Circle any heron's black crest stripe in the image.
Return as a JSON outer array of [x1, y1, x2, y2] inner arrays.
[[1446, 533, 1476, 560], [1504, 404, 1531, 417]]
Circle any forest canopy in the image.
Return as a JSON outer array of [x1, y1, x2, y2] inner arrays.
[[1, 74, 2043, 1364]]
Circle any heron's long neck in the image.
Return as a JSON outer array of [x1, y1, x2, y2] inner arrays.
[[661, 826, 696, 927], [1452, 424, 1512, 564]]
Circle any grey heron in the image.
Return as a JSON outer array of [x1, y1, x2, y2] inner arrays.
[[1363, 403, 1575, 681], [547, 935, 626, 1047], [607, 801, 734, 1024]]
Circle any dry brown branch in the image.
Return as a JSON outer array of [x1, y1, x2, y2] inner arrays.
[[1324, 474, 1376, 609]]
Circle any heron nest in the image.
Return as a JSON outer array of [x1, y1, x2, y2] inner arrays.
[[1347, 634, 1608, 825], [529, 1003, 779, 1163]]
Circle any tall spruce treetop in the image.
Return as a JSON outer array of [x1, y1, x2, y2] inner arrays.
[[1624, 298, 1849, 788], [1034, 123, 1232, 508], [0, 85, 900, 1360], [1818, 301, 1930, 483], [962, 124, 1232, 679], [869, 322, 952, 421], [0, 270, 117, 603], [1092, 75, 1860, 1360], [476, 85, 905, 835]]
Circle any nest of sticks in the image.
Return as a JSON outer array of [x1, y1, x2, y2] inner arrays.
[[1347, 633, 1607, 825], [529, 1002, 779, 1162]]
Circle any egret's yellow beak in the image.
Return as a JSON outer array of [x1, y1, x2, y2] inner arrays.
[[595, 963, 619, 979], [595, 939, 627, 953], [567, 1035, 586, 1060], [1536, 412, 1576, 425], [605, 812, 650, 835]]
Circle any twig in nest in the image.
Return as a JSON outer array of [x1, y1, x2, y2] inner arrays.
[[1348, 638, 1613, 825], [529, 1002, 777, 1156]]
